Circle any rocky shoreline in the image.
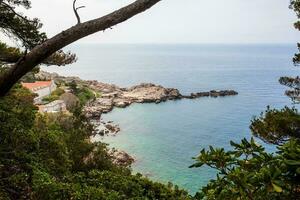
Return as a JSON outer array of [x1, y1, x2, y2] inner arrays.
[[109, 148, 135, 167], [93, 120, 121, 136], [37, 71, 238, 120], [37, 71, 238, 166], [83, 81, 238, 119]]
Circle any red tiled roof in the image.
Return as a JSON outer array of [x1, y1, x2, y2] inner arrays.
[[21, 81, 52, 91]]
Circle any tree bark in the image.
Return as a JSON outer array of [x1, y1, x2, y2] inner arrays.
[[0, 0, 161, 96]]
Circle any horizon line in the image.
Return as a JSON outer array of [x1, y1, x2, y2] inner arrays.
[[71, 42, 297, 45]]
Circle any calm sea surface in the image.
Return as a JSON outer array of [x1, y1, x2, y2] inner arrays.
[[44, 44, 299, 194]]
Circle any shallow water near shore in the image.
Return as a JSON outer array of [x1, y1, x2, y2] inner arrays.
[[44, 44, 299, 194]]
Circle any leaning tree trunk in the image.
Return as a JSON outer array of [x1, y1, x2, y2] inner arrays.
[[0, 0, 161, 96]]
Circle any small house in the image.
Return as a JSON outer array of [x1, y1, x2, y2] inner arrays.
[[21, 80, 57, 103]]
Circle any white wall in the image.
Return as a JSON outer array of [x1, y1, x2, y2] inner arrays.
[[41, 101, 66, 113], [33, 81, 57, 103], [34, 87, 51, 103]]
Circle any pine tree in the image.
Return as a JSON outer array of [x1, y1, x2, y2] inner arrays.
[[279, 0, 300, 102], [0, 0, 76, 67]]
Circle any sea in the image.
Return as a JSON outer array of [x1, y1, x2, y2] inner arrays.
[[43, 43, 299, 194]]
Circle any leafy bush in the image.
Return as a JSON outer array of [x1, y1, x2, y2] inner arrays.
[[191, 138, 300, 200], [42, 88, 65, 102], [76, 87, 94, 105], [66, 81, 95, 105]]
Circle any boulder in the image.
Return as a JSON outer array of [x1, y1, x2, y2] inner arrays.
[[109, 149, 134, 166]]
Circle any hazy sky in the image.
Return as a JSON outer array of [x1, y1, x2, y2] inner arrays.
[[5, 0, 300, 44]]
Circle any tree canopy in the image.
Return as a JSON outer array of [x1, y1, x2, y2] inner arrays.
[[0, 0, 45, 48], [290, 0, 300, 65], [279, 0, 300, 102], [0, 0, 76, 66]]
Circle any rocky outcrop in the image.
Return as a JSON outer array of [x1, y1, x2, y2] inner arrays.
[[105, 123, 121, 134], [123, 83, 181, 103], [83, 147, 134, 167], [109, 149, 135, 167], [184, 90, 238, 99], [83, 82, 238, 119], [93, 120, 121, 136]]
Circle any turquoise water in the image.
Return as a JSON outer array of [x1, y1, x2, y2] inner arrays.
[[44, 44, 299, 193]]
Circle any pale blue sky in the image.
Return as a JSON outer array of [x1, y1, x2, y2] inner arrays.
[[6, 0, 300, 44]]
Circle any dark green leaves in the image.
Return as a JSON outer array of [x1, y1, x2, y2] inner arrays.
[[0, 1, 76, 66], [0, 0, 46, 48], [250, 107, 300, 144], [192, 138, 300, 199], [290, 0, 300, 65]]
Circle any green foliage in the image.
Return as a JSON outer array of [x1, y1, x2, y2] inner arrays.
[[250, 106, 300, 144], [279, 0, 300, 103], [191, 138, 300, 200], [42, 88, 65, 102], [95, 91, 102, 98], [279, 76, 300, 102], [0, 40, 76, 66], [0, 86, 190, 199], [0, 85, 37, 144], [51, 87, 65, 97], [0, 0, 46, 49], [290, 0, 300, 65], [76, 87, 94, 105], [278, 0, 300, 104], [0, 86, 38, 199], [0, 1, 76, 67], [67, 81, 95, 105], [31, 170, 190, 200], [0, 41, 22, 64], [294, 43, 300, 65], [290, 0, 300, 28]]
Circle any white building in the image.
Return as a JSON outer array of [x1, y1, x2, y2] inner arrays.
[[21, 80, 57, 103], [38, 100, 67, 113]]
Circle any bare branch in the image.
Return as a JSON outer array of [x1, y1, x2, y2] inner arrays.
[[73, 0, 85, 24], [77, 6, 85, 10]]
